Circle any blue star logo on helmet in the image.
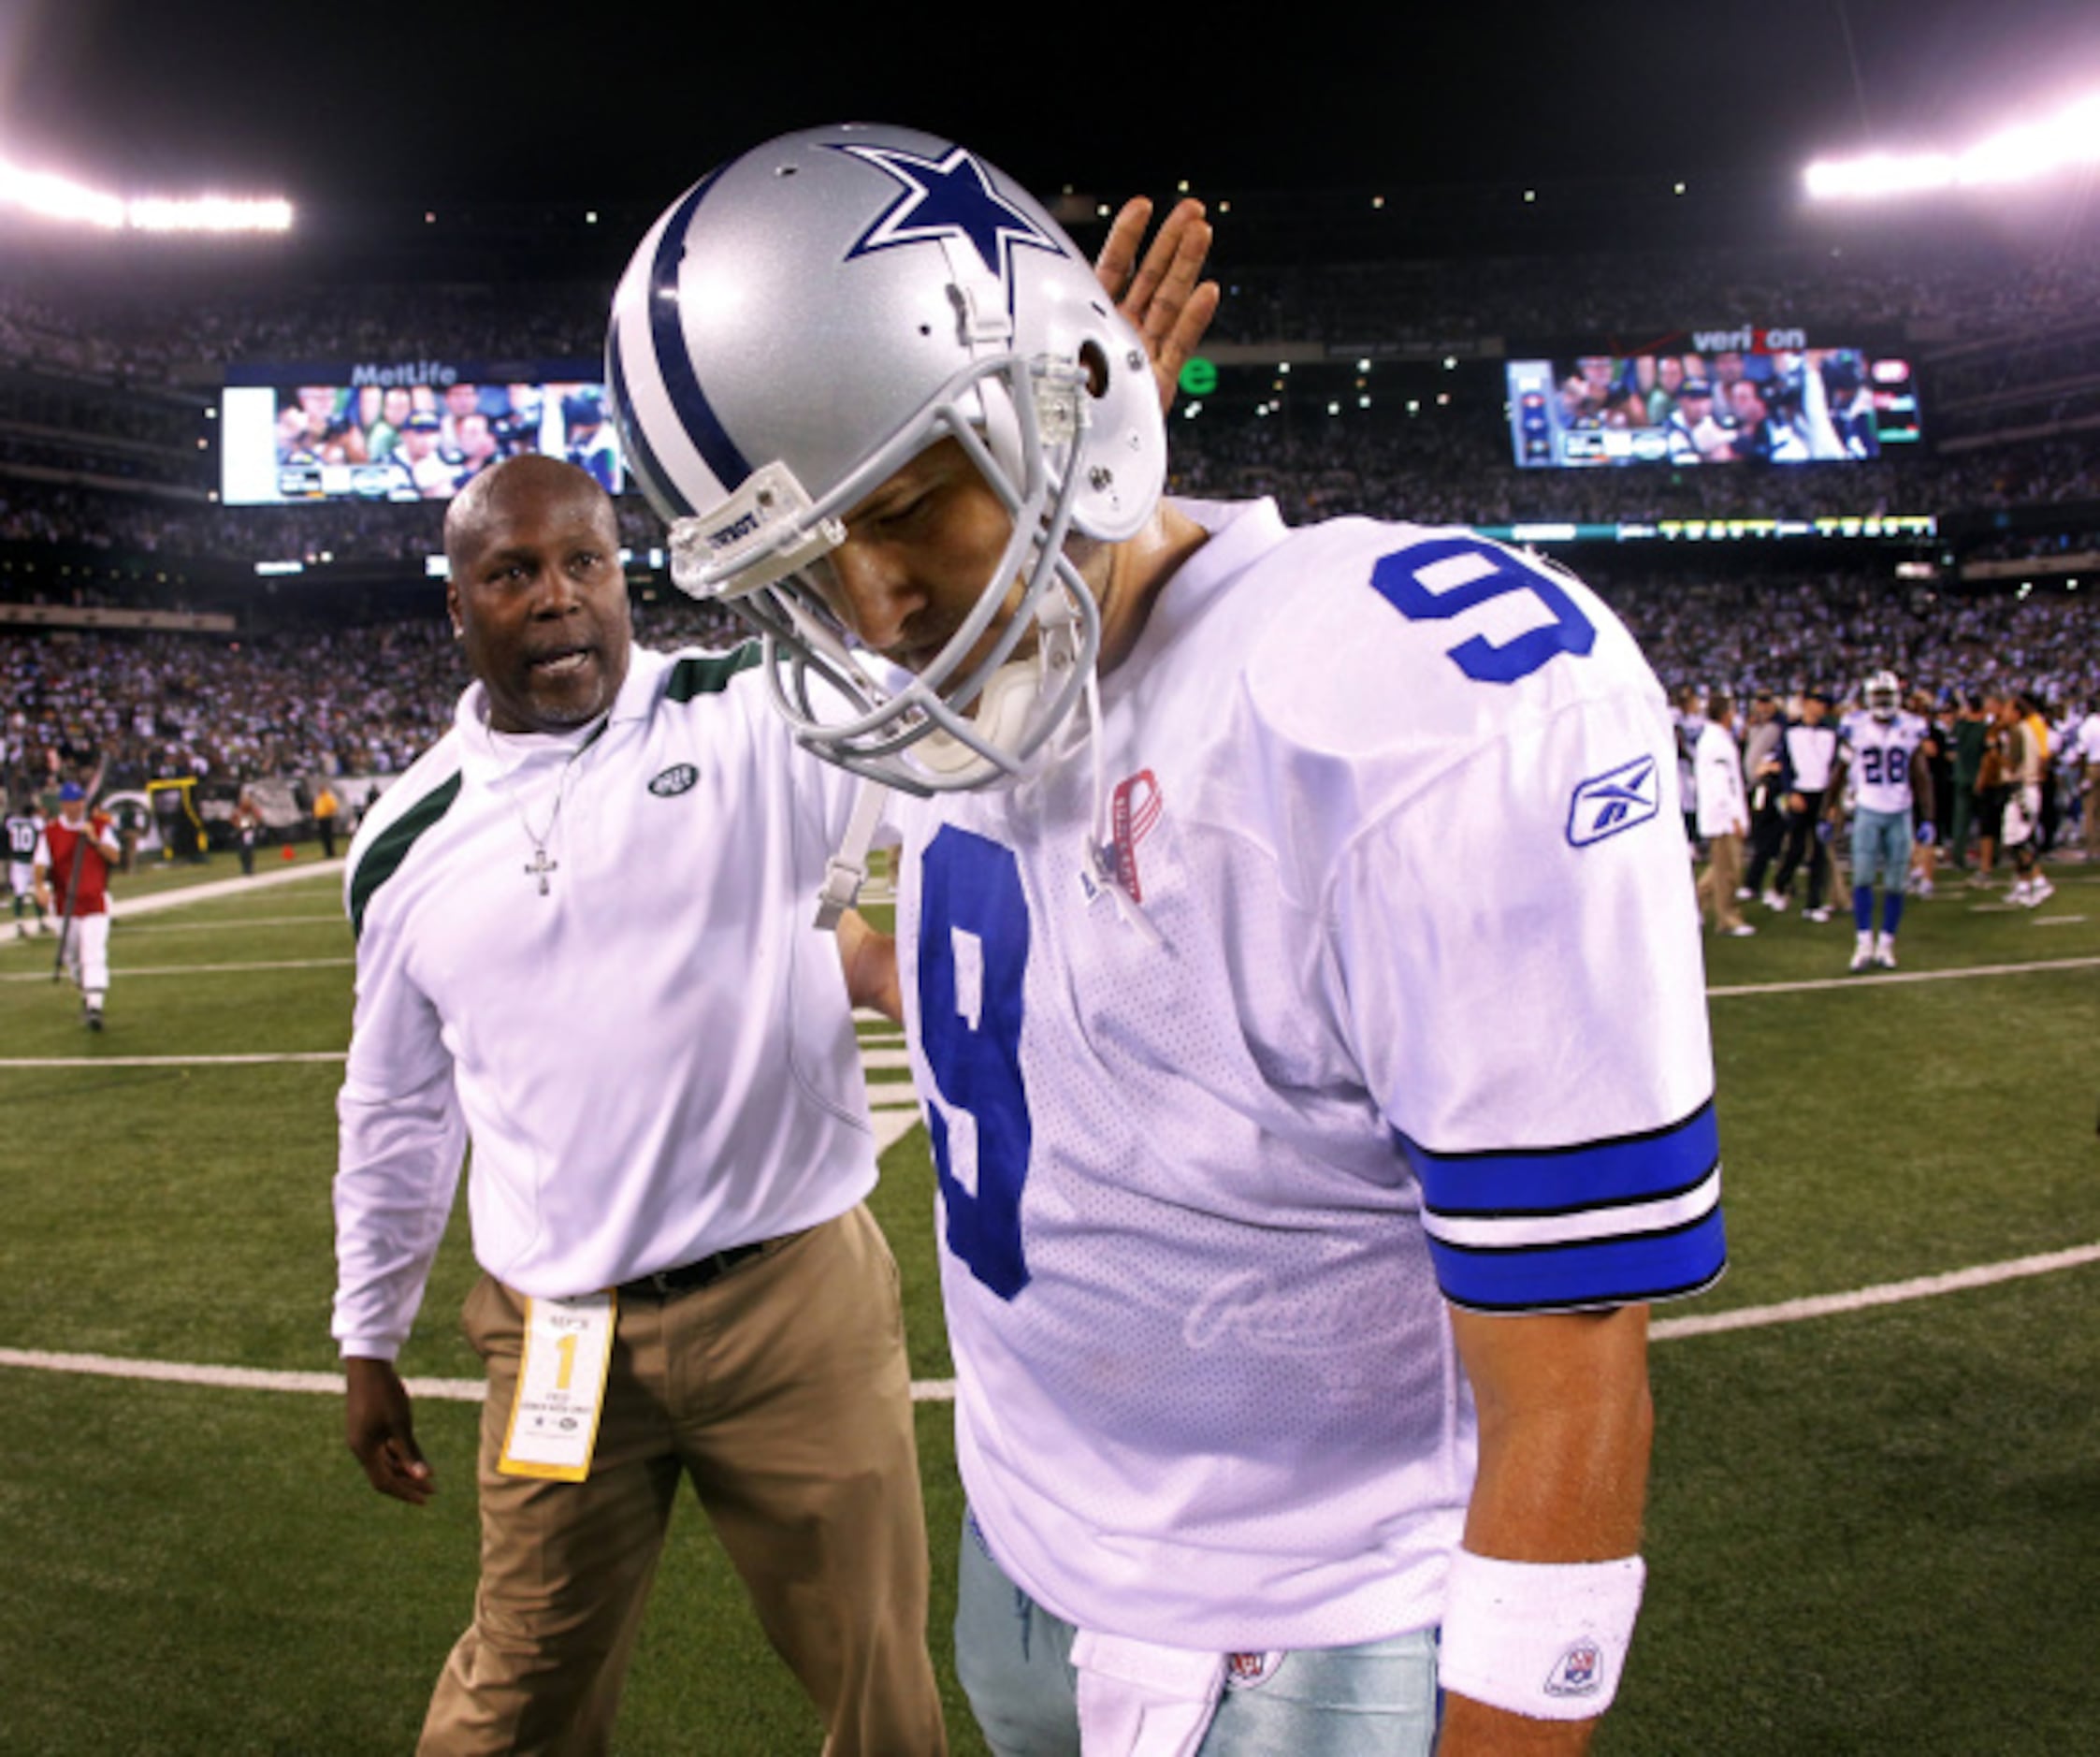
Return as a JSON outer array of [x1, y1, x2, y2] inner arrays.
[[831, 143, 1061, 297]]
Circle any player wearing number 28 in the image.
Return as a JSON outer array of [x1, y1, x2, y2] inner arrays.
[[612, 123, 1728, 1756]]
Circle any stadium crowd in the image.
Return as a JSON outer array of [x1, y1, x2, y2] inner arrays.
[[4, 213, 2098, 567], [4, 195, 2094, 852], [5, 571, 2092, 812]]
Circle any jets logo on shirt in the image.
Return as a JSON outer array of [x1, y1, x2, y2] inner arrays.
[[1566, 755, 1660, 848], [647, 763, 699, 798]]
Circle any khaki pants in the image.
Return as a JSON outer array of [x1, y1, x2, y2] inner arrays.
[[421, 1204, 946, 1757], [1696, 832, 1747, 929]]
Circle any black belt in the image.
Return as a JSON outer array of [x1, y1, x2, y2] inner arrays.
[[616, 1234, 788, 1299]]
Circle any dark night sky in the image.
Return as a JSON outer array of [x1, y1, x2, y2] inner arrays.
[[2, 1, 2097, 211]]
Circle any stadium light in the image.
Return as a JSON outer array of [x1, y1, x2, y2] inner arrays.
[[1805, 91, 2100, 198], [127, 196, 293, 233], [0, 152, 293, 232], [0, 158, 123, 226]]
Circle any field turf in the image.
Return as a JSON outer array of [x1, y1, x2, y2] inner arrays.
[[1, 851, 2094, 1754]]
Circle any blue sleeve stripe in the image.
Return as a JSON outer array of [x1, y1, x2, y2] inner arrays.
[[1398, 1099, 1718, 1219], [1430, 1207, 1728, 1313]]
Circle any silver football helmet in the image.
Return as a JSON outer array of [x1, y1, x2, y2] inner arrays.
[[1865, 670, 1901, 720], [607, 123, 1166, 792]]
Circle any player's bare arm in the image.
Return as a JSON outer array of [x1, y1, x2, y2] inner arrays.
[[834, 906, 902, 1025], [344, 1356, 436, 1507], [1093, 196, 1220, 414], [1441, 1304, 1654, 1755]]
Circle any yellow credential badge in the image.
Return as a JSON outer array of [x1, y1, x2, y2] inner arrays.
[[499, 1291, 616, 1481]]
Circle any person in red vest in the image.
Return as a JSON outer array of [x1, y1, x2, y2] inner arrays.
[[35, 781, 122, 1030]]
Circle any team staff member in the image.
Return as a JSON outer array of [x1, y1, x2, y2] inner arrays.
[[312, 780, 341, 859], [338, 192, 1221, 1754], [333, 456, 943, 1756], [1764, 690, 1840, 922], [1739, 690, 1786, 902], [1695, 691, 1757, 937], [36, 780, 121, 1029], [2000, 693, 2054, 908], [612, 124, 1723, 1757]]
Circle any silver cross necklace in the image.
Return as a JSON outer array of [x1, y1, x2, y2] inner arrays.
[[492, 719, 603, 896]]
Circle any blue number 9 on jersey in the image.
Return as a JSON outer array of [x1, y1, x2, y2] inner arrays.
[[918, 826, 1035, 1300], [1370, 535, 1597, 684]]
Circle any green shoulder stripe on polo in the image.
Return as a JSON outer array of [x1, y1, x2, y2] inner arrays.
[[664, 643, 761, 703], [349, 772, 463, 941]]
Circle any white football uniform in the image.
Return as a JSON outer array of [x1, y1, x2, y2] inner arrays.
[[1839, 710, 1927, 815], [6, 809, 41, 899], [891, 500, 1725, 1653]]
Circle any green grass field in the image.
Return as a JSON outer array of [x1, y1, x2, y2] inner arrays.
[[1, 850, 2095, 1754]]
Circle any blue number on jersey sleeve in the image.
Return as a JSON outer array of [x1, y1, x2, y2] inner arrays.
[[918, 825, 1034, 1300], [1370, 535, 1597, 684]]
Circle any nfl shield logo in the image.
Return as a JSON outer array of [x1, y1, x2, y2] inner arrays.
[[1224, 1650, 1282, 1690], [1543, 1638, 1603, 1697]]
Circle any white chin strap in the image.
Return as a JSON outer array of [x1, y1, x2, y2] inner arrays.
[[811, 777, 892, 931]]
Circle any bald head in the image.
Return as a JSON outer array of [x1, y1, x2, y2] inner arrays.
[[446, 455, 614, 576]]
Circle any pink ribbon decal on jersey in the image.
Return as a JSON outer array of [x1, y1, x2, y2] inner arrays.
[[1111, 769, 1163, 902]]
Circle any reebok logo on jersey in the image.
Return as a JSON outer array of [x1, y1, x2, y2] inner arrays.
[[647, 763, 699, 798], [1566, 755, 1659, 848], [1543, 1639, 1604, 1697], [1111, 769, 1164, 901]]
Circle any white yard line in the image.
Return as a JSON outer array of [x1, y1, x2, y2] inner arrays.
[[3, 1241, 2093, 1407], [118, 916, 346, 933], [109, 861, 344, 919], [2, 959, 352, 983], [1707, 954, 2100, 998], [1648, 1243, 2100, 1339], [0, 1052, 349, 1068]]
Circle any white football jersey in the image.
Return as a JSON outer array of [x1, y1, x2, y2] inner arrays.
[[892, 501, 1724, 1652], [1839, 709, 1927, 815]]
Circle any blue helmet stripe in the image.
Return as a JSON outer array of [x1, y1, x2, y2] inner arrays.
[[647, 166, 752, 493], [606, 324, 690, 519]]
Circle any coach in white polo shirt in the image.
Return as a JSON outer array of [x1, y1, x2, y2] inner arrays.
[[331, 455, 944, 1755]]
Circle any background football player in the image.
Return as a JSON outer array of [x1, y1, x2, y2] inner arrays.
[[612, 124, 1725, 1757], [6, 791, 48, 937], [1833, 671, 1933, 971]]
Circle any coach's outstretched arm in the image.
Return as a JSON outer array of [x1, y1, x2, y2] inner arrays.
[[1439, 1304, 1655, 1755], [345, 1356, 436, 1506]]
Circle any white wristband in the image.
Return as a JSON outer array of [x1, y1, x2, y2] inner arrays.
[[1437, 1548, 1645, 1721]]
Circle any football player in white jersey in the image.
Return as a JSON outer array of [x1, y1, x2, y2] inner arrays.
[[610, 125, 1725, 1757], [1834, 672, 1933, 971], [6, 795, 48, 937]]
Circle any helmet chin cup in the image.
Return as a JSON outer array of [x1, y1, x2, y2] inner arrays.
[[912, 659, 1058, 785]]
